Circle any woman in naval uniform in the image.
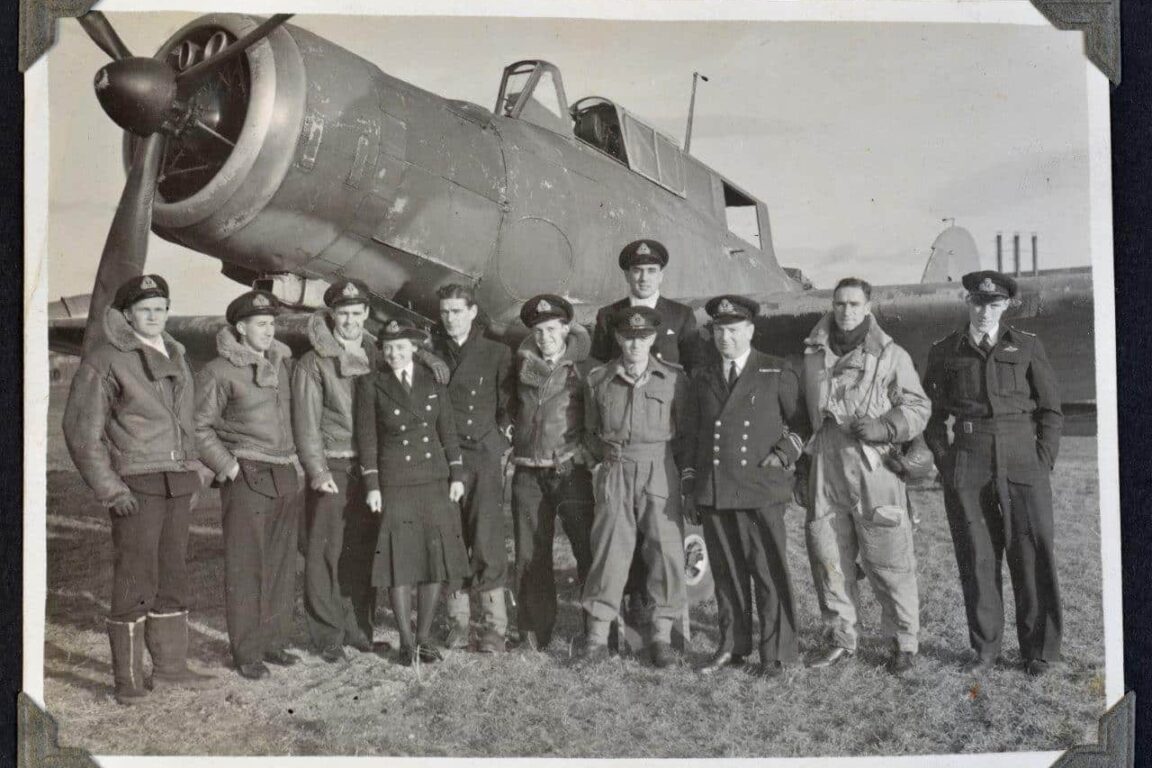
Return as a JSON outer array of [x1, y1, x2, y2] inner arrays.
[[355, 318, 469, 665]]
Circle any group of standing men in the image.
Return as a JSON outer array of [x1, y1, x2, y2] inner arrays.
[[63, 236, 1065, 705]]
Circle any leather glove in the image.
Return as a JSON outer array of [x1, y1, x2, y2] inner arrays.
[[417, 349, 451, 385], [110, 496, 139, 517], [850, 416, 895, 444], [682, 496, 700, 526]]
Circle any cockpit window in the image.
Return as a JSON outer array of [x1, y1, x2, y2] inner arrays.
[[572, 98, 628, 164], [496, 61, 571, 135]]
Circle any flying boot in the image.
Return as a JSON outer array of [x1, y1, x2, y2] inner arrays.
[[477, 588, 508, 653], [145, 610, 216, 690], [106, 616, 148, 705]]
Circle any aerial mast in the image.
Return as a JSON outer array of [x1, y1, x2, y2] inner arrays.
[[683, 71, 709, 154]]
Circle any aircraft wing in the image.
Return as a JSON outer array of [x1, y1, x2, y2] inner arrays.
[[49, 313, 317, 368]]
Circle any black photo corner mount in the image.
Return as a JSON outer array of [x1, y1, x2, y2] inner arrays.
[[13, 1, 1133, 766]]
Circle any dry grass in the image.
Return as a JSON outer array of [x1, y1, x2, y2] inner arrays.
[[41, 382, 1105, 757]]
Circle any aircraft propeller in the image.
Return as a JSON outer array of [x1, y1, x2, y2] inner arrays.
[[76, 11, 293, 355]]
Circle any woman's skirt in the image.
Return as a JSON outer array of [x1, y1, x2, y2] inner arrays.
[[371, 481, 470, 588]]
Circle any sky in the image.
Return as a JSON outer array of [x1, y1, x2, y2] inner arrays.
[[46, 11, 1092, 314]]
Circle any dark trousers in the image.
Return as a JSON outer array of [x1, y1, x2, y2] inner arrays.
[[220, 462, 301, 666], [943, 434, 1063, 663], [701, 502, 798, 663], [453, 445, 509, 592], [109, 481, 194, 622], [511, 465, 594, 644], [303, 459, 377, 651]]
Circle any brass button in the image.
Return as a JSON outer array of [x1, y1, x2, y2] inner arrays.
[[740, 459, 747, 467], [402, 439, 409, 446], [425, 452, 432, 459], [470, 390, 476, 396], [393, 409, 401, 416], [740, 447, 747, 453], [715, 420, 722, 427], [426, 405, 432, 411], [713, 446, 720, 453], [713, 433, 720, 439], [712, 459, 720, 466], [742, 434, 748, 440], [467, 419, 473, 425], [400, 425, 406, 432], [423, 437, 429, 443], [744, 420, 750, 427], [468, 405, 474, 411], [405, 455, 411, 462]]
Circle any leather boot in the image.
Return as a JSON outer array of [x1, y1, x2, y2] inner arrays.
[[443, 589, 471, 649], [477, 588, 507, 653], [145, 611, 216, 690], [107, 617, 148, 705]]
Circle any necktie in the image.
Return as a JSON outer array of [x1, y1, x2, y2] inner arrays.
[[979, 334, 993, 355], [727, 361, 739, 390], [401, 370, 411, 392]]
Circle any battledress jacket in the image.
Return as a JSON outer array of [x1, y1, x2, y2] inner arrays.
[[63, 308, 201, 507]]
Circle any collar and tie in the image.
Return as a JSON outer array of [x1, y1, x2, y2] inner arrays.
[[401, 369, 411, 392], [726, 360, 740, 390], [978, 334, 994, 356]]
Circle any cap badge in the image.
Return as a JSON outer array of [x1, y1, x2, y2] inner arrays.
[[636, 242, 651, 257], [978, 277, 998, 293], [537, 299, 553, 313], [140, 276, 157, 290], [386, 320, 400, 333], [342, 282, 360, 297], [629, 312, 646, 328], [717, 299, 736, 315], [252, 294, 271, 308]]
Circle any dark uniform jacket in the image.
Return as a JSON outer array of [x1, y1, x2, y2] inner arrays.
[[63, 308, 201, 507], [194, 327, 298, 481], [509, 323, 595, 467], [584, 355, 692, 472], [291, 310, 378, 490], [431, 323, 513, 453], [355, 363, 464, 491], [923, 325, 1063, 472], [591, 296, 702, 370], [690, 349, 810, 509]]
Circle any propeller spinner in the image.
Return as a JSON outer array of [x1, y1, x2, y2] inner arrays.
[[76, 11, 293, 355]]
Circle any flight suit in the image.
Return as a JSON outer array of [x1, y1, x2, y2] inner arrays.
[[802, 314, 929, 655], [691, 349, 809, 663], [923, 326, 1063, 664], [582, 356, 692, 645]]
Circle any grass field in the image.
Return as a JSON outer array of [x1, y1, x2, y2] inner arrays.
[[40, 382, 1106, 757]]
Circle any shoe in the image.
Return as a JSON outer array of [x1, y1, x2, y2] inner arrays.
[[347, 637, 375, 653], [756, 661, 799, 679], [396, 646, 416, 667], [145, 611, 216, 690], [237, 661, 270, 680], [579, 642, 611, 665], [1025, 659, 1051, 677], [263, 649, 300, 667], [417, 644, 444, 663], [962, 655, 997, 674], [888, 650, 916, 675], [649, 641, 676, 669], [806, 646, 855, 669], [477, 627, 507, 654], [319, 645, 348, 664], [697, 650, 745, 675]]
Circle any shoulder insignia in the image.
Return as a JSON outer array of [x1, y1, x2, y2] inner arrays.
[[657, 358, 684, 372], [1007, 325, 1037, 337]]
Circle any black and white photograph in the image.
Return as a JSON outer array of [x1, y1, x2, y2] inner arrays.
[[23, 0, 1121, 763]]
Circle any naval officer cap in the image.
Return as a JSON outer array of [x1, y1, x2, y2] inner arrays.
[[225, 290, 282, 326], [611, 305, 662, 338], [618, 239, 670, 270], [377, 317, 429, 344], [323, 278, 371, 309], [520, 294, 574, 327], [705, 294, 758, 325], [962, 270, 1018, 302], [113, 274, 169, 310]]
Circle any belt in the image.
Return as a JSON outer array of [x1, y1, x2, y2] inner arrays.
[[602, 442, 669, 462], [955, 413, 1035, 435]]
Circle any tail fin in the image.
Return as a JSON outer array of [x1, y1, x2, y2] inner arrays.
[[921, 226, 980, 283]]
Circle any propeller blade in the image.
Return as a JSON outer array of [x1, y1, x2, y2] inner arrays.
[[81, 133, 167, 356], [175, 14, 293, 91], [77, 11, 133, 61]]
